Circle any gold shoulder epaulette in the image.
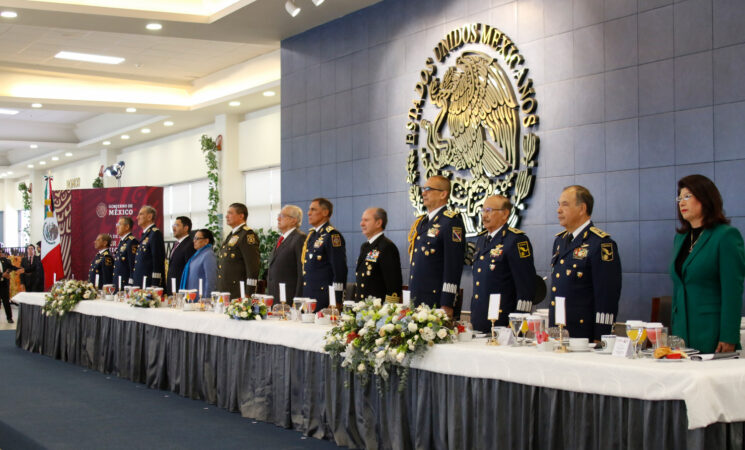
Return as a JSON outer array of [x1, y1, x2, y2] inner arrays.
[[242, 225, 250, 231], [476, 229, 487, 236], [326, 225, 335, 232], [555, 230, 566, 237], [152, 227, 159, 232], [590, 226, 609, 238], [508, 227, 524, 234], [442, 209, 459, 218]]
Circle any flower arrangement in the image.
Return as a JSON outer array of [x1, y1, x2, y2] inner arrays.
[[324, 297, 455, 390], [226, 298, 267, 320], [128, 290, 160, 308], [42, 279, 98, 317]]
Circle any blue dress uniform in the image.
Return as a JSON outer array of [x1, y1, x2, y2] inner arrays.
[[470, 227, 537, 333], [408, 208, 466, 308], [88, 249, 114, 289], [549, 223, 622, 341], [132, 225, 165, 288], [113, 233, 138, 289], [302, 223, 347, 309]]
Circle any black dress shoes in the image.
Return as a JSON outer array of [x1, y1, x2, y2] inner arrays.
[[7, 318, 13, 323]]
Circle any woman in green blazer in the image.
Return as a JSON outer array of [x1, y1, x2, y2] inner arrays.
[[669, 174, 745, 354]]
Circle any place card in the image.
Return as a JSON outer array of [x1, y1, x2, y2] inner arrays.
[[402, 290, 411, 306], [171, 278, 176, 294], [487, 294, 501, 320], [279, 283, 287, 303], [328, 285, 336, 306], [239, 281, 245, 298], [95, 274, 99, 288], [496, 327, 514, 346], [555, 296, 566, 325], [611, 337, 633, 358]]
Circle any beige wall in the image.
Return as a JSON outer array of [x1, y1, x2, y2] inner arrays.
[[238, 105, 280, 171]]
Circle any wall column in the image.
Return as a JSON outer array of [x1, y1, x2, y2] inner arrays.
[[214, 113, 243, 235]]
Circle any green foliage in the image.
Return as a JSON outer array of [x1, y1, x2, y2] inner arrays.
[[200, 135, 221, 248], [92, 176, 103, 188], [17, 182, 31, 242], [255, 227, 280, 279]]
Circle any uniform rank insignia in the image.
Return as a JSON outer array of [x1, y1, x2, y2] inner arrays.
[[314, 237, 324, 248], [332, 234, 342, 247], [490, 245, 503, 257], [427, 226, 440, 238], [601, 243, 614, 261], [247, 234, 257, 245], [443, 210, 458, 218], [365, 250, 380, 262], [228, 236, 239, 246], [573, 247, 588, 259], [452, 227, 463, 242], [517, 241, 531, 258], [143, 238, 149, 245], [489, 264, 495, 271]]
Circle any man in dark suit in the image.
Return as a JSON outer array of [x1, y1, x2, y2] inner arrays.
[[20, 244, 44, 292], [132, 205, 166, 288], [549, 185, 622, 341], [407, 175, 466, 316], [217, 202, 260, 299], [302, 198, 347, 309], [470, 195, 536, 333], [166, 216, 196, 295], [267, 205, 306, 302], [355, 207, 402, 301], [0, 247, 23, 323], [113, 216, 138, 290], [88, 233, 114, 289]]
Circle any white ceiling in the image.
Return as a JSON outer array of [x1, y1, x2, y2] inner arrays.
[[0, 0, 381, 179]]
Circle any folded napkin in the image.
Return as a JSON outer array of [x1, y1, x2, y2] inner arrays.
[[690, 352, 740, 361]]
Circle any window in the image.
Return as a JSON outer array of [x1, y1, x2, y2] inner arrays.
[[162, 179, 209, 235], [244, 167, 281, 230]]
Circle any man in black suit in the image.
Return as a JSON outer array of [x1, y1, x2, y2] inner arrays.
[[355, 207, 402, 301], [20, 244, 44, 292], [132, 205, 166, 288], [0, 247, 23, 323], [267, 205, 306, 302], [166, 216, 196, 295]]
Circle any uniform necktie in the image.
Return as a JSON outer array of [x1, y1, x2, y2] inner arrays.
[[276, 236, 284, 249], [565, 233, 574, 248]]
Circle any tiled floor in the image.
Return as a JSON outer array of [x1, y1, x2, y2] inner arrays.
[[0, 304, 17, 330]]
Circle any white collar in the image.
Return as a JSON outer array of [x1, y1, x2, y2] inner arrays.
[[427, 205, 446, 221], [98, 248, 107, 254], [231, 223, 245, 234], [175, 235, 188, 244], [571, 219, 592, 240], [313, 222, 328, 233], [143, 224, 154, 233], [120, 232, 131, 240], [488, 225, 504, 239], [281, 228, 296, 239], [367, 231, 384, 245]]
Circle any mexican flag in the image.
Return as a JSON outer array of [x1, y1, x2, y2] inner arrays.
[[41, 177, 64, 290]]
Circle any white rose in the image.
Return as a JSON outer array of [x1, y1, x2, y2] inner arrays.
[[372, 298, 382, 307], [437, 328, 448, 339], [416, 311, 429, 322], [255, 315, 262, 321], [359, 327, 367, 336], [365, 319, 374, 329], [376, 350, 386, 360], [380, 304, 390, 316], [396, 351, 405, 362], [428, 314, 436, 322], [388, 348, 397, 358], [60, 310, 65, 316], [408, 322, 418, 332], [357, 363, 366, 372], [408, 343, 416, 351], [375, 337, 384, 346], [240, 311, 248, 318]]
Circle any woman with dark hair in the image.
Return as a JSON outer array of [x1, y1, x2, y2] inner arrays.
[[669, 174, 745, 353], [180, 229, 217, 296]]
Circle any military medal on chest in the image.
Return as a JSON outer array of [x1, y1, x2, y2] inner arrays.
[[365, 250, 380, 262], [573, 245, 589, 259], [314, 236, 324, 248], [490, 244, 504, 258], [427, 224, 440, 238]]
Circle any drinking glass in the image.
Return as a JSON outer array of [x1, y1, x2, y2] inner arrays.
[[646, 323, 667, 350], [304, 299, 317, 314], [508, 313, 522, 346], [526, 315, 544, 343], [625, 320, 645, 358], [292, 298, 304, 320]]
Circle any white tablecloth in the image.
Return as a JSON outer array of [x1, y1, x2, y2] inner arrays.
[[15, 292, 745, 430]]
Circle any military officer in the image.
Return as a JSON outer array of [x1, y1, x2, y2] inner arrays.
[[88, 233, 114, 289], [470, 195, 536, 333], [217, 202, 260, 299], [113, 216, 138, 289], [407, 175, 466, 316], [549, 185, 622, 341], [355, 207, 402, 301], [132, 205, 166, 288], [302, 198, 347, 309]]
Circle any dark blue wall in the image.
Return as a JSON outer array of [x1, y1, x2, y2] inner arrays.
[[281, 0, 745, 319]]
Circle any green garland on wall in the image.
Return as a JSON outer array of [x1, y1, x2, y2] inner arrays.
[[18, 182, 31, 242], [200, 135, 222, 248]]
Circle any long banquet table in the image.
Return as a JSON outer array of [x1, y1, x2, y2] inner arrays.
[[13, 292, 745, 449]]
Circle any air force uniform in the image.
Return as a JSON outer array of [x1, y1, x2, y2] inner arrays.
[[302, 223, 347, 309], [408, 207, 466, 308], [470, 226, 536, 333], [549, 222, 622, 341], [217, 224, 260, 299], [355, 233, 403, 301], [132, 224, 165, 288], [113, 233, 138, 288], [88, 248, 114, 289]]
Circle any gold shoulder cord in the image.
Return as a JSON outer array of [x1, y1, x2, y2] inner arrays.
[[407, 216, 426, 263], [300, 229, 314, 271]]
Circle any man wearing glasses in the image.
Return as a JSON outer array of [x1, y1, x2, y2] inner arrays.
[[267, 205, 306, 302], [470, 195, 536, 333], [407, 175, 466, 316], [549, 185, 622, 341]]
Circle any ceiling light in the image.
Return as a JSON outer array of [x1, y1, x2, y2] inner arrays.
[[285, 0, 301, 17], [263, 90, 276, 97], [31, 103, 42, 108], [1, 11, 18, 18], [0, 108, 19, 115], [65, 152, 73, 157], [121, 134, 130, 140], [54, 51, 125, 65], [146, 23, 162, 31], [229, 101, 241, 107], [126, 107, 137, 113], [30, 144, 38, 149], [312, 0, 325, 6], [39, 161, 46, 165], [52, 156, 59, 161], [163, 121, 174, 127], [141, 128, 151, 134], [103, 140, 111, 146], [27, 164, 33, 168]]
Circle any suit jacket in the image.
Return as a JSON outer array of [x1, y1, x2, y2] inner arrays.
[[113, 233, 138, 289], [217, 225, 260, 299], [669, 224, 745, 353], [408, 208, 466, 308], [21, 255, 44, 292], [302, 223, 347, 309], [355, 234, 402, 301], [132, 225, 166, 288], [166, 235, 196, 294], [549, 222, 622, 341], [470, 227, 536, 333], [88, 249, 114, 289], [267, 228, 306, 302]]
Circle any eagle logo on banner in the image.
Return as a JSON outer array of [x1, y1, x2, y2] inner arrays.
[[406, 24, 540, 236]]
